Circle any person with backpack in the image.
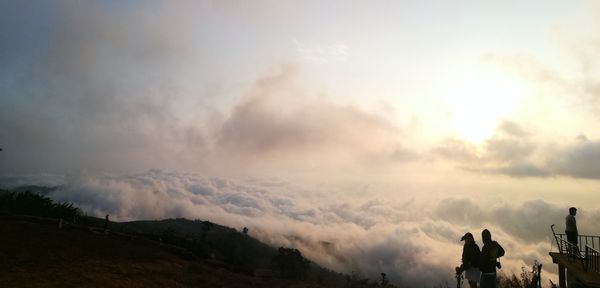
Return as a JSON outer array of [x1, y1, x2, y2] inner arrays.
[[479, 229, 504, 288], [459, 232, 481, 288]]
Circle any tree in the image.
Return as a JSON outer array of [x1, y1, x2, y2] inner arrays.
[[201, 221, 213, 241], [0, 190, 81, 221], [495, 261, 547, 288], [380, 273, 389, 286], [271, 247, 310, 280]]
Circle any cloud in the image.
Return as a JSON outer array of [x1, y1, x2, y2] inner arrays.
[[1, 170, 579, 286], [484, 162, 551, 178], [215, 65, 407, 172], [550, 139, 600, 179], [431, 137, 479, 162], [5, 170, 455, 286], [293, 39, 349, 63], [0, 1, 413, 177], [431, 120, 549, 178], [434, 198, 571, 244], [0, 1, 219, 174], [480, 54, 563, 87], [429, 120, 600, 179], [483, 126, 535, 163], [0, 174, 66, 189], [447, 23, 600, 180]]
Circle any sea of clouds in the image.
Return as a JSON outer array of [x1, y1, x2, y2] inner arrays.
[[3, 170, 594, 286]]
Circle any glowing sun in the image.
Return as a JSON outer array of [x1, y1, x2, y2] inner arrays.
[[442, 66, 529, 143]]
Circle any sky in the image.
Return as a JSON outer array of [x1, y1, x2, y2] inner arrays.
[[2, 0, 600, 286]]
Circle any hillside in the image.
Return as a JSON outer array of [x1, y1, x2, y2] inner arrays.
[[0, 189, 361, 287], [0, 188, 556, 288], [82, 216, 281, 275], [0, 213, 339, 288]]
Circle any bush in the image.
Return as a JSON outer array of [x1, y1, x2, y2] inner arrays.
[[0, 190, 81, 221]]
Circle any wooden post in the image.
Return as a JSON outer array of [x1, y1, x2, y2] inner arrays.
[[558, 264, 566, 288]]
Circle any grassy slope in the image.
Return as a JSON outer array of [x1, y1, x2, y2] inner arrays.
[[0, 214, 325, 288]]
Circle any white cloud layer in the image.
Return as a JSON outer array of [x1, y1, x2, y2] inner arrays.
[[1, 170, 589, 286]]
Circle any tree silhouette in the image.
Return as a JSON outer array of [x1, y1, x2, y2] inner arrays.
[[271, 247, 310, 280], [201, 221, 213, 241], [0, 190, 81, 221], [380, 273, 389, 286]]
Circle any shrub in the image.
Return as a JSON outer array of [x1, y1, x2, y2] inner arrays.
[[0, 190, 81, 221]]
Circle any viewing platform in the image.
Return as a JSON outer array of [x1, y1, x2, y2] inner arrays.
[[550, 225, 600, 288]]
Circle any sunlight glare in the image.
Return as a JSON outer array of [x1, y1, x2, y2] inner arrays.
[[442, 67, 529, 143]]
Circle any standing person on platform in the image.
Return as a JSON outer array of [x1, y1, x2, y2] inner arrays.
[[565, 207, 578, 250]]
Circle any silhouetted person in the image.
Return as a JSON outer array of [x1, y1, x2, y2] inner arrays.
[[479, 229, 504, 288], [104, 214, 109, 230], [565, 207, 578, 250], [460, 232, 481, 288]]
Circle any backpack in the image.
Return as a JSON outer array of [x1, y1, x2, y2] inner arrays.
[[495, 241, 505, 258]]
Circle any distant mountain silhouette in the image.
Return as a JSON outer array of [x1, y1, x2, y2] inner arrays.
[[0, 185, 59, 195]]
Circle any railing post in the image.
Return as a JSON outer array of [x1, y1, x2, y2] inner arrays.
[[585, 246, 589, 272], [551, 225, 561, 252]]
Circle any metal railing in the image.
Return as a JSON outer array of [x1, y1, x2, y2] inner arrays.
[[552, 232, 600, 252], [555, 235, 583, 260], [585, 245, 600, 273], [551, 224, 600, 274]]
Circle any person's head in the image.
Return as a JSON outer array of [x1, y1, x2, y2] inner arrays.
[[569, 207, 577, 216], [482, 229, 492, 244], [461, 232, 474, 244]]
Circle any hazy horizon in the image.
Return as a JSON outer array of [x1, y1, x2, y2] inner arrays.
[[3, 1, 600, 286]]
